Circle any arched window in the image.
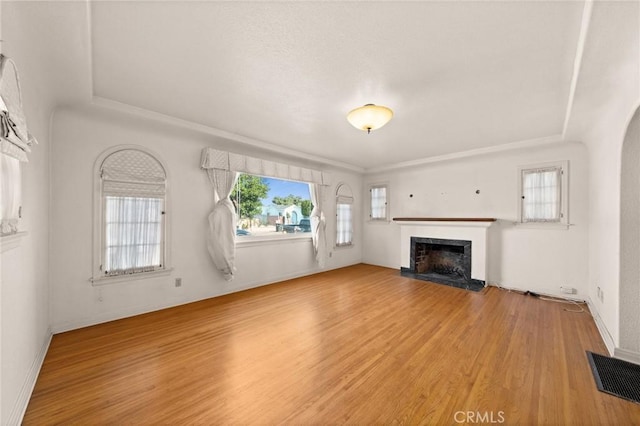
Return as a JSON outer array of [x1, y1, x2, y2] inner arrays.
[[336, 183, 354, 247], [94, 147, 168, 280]]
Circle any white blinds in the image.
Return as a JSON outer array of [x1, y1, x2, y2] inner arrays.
[[201, 148, 330, 186], [101, 149, 166, 198]]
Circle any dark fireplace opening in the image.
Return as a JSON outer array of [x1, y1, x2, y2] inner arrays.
[[401, 237, 484, 292]]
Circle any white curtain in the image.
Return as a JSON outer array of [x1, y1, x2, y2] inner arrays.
[[336, 201, 353, 246], [0, 153, 21, 235], [206, 168, 239, 281], [309, 183, 327, 268], [104, 196, 163, 274], [522, 168, 560, 222], [201, 147, 330, 274], [370, 186, 387, 219], [0, 55, 37, 163]]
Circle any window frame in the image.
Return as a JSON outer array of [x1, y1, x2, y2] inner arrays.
[[233, 173, 314, 245], [369, 183, 389, 222], [91, 145, 172, 285], [517, 160, 569, 226], [335, 183, 354, 248]]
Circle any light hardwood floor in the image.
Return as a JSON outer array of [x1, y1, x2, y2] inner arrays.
[[24, 264, 640, 424]]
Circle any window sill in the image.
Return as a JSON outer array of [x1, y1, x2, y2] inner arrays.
[[0, 231, 28, 253], [367, 219, 390, 224], [90, 267, 174, 286], [236, 233, 312, 248], [335, 243, 354, 249], [513, 222, 571, 230]]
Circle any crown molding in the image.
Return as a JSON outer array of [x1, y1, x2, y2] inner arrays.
[[364, 134, 566, 174], [91, 96, 366, 174], [562, 0, 593, 138]]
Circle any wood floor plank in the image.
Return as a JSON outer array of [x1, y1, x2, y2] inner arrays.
[[23, 264, 640, 424]]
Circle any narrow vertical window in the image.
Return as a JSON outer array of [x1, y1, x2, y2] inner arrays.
[[518, 162, 567, 224], [370, 184, 388, 221], [97, 148, 168, 278], [336, 184, 354, 247]]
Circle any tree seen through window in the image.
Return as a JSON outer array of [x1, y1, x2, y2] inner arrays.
[[231, 174, 313, 237]]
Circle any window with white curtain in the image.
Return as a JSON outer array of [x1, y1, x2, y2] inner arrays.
[[369, 184, 388, 221], [336, 183, 354, 247], [518, 161, 568, 224], [0, 153, 22, 236], [95, 147, 168, 279]]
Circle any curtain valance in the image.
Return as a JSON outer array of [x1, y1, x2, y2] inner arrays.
[[200, 148, 330, 185]]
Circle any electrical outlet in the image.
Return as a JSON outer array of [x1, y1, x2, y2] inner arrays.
[[560, 286, 576, 294], [175, 278, 182, 287]]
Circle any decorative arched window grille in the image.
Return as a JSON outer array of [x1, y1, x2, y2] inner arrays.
[[96, 147, 168, 278]]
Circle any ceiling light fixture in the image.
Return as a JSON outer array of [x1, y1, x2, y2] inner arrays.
[[347, 104, 393, 134]]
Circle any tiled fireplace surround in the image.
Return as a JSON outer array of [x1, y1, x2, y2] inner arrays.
[[394, 218, 495, 290]]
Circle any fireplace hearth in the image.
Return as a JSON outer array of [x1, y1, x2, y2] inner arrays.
[[400, 236, 485, 291]]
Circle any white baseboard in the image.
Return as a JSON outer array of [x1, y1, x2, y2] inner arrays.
[[586, 297, 615, 356], [52, 261, 362, 333], [614, 347, 640, 365], [487, 282, 586, 302], [7, 328, 52, 425]]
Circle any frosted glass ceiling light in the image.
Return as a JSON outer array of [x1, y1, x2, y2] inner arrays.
[[347, 104, 393, 134]]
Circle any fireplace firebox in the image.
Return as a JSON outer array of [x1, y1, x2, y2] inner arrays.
[[400, 237, 485, 291]]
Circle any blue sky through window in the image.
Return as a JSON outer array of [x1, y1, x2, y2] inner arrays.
[[262, 177, 310, 204]]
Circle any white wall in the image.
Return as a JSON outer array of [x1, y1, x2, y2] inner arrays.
[[49, 104, 362, 332], [0, 2, 78, 423], [620, 107, 640, 355], [363, 142, 589, 299], [564, 1, 640, 353]]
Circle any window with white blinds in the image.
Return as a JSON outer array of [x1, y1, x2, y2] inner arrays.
[[336, 184, 354, 247], [518, 161, 568, 224], [98, 148, 167, 277], [370, 184, 388, 221]]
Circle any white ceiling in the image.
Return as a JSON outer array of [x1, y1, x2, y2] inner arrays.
[[86, 1, 585, 171]]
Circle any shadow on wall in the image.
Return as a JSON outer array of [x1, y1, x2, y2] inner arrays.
[[619, 104, 640, 354]]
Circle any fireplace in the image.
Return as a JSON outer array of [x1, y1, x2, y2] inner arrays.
[[401, 236, 485, 291]]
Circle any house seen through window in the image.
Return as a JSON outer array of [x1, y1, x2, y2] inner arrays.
[[232, 173, 313, 237]]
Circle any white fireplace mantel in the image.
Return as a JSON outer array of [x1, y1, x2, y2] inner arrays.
[[393, 218, 496, 282]]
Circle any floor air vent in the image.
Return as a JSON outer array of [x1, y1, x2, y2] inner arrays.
[[587, 351, 640, 404]]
